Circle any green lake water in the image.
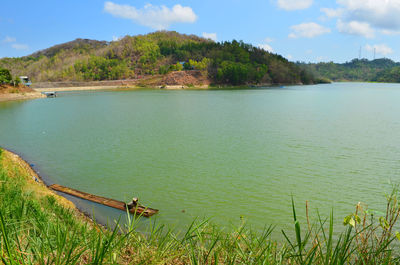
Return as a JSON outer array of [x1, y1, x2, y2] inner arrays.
[[1, 82, 399, 233]]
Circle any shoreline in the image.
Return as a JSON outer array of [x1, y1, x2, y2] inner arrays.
[[33, 84, 210, 93], [0, 146, 99, 225], [33, 85, 123, 92], [34, 84, 213, 92], [0, 146, 145, 229], [2, 80, 331, 97], [0, 147, 75, 210], [0, 91, 45, 102]]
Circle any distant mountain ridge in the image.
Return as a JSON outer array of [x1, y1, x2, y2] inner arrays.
[[299, 58, 400, 83], [29, 39, 108, 59], [0, 31, 319, 86]]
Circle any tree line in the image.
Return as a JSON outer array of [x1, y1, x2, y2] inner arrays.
[[299, 58, 400, 83], [0, 31, 319, 85]]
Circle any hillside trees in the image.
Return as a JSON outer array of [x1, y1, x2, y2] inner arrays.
[[73, 56, 132, 80], [0, 31, 318, 85], [300, 58, 400, 82], [375, 66, 400, 82]]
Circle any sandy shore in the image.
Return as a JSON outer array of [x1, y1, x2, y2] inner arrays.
[[33, 85, 124, 92], [35, 84, 211, 92], [162, 85, 210, 90], [0, 84, 211, 103], [0, 92, 45, 102]]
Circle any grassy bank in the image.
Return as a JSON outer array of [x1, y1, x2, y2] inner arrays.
[[1, 148, 400, 264]]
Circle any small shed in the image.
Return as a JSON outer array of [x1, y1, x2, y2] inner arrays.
[[19, 76, 32, 87]]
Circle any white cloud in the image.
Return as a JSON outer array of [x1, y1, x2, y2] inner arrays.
[[11, 43, 29, 50], [2, 36, 28, 50], [202, 32, 217, 41], [3, 36, 16, 43], [104, 2, 197, 30], [365, 43, 393, 56], [112, 35, 122, 41], [286, 54, 293, 60], [320, 8, 344, 18], [258, 43, 274, 52], [337, 19, 375, 38], [321, 0, 400, 38], [316, 56, 328, 62], [288, 22, 331, 38], [258, 37, 274, 52], [337, 0, 400, 30], [381, 29, 400, 35], [277, 0, 313, 10]]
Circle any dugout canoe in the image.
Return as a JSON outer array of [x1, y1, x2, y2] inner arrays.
[[49, 184, 158, 217]]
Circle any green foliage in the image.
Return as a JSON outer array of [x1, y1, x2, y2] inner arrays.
[[13, 76, 21, 87], [0, 67, 12, 84], [300, 58, 400, 83], [73, 56, 132, 80], [217, 61, 249, 85], [0, 31, 319, 85], [135, 38, 162, 74], [170, 62, 183, 71], [184, 58, 211, 71], [215, 61, 270, 85], [282, 191, 400, 264], [158, 65, 171, 75], [375, 66, 400, 82]]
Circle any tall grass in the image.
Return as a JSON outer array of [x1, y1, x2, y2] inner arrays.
[[1, 149, 400, 264], [282, 189, 400, 265]]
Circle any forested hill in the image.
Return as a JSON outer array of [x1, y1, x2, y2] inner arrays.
[[0, 31, 319, 86], [299, 58, 400, 83]]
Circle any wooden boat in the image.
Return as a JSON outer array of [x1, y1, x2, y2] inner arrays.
[[42, 91, 57, 98], [49, 184, 158, 217]]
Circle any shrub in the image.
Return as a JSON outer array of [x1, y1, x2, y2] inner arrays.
[[170, 62, 183, 71], [13, 76, 21, 87], [0, 67, 12, 84]]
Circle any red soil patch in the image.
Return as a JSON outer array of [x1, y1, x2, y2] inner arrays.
[[161, 71, 211, 86]]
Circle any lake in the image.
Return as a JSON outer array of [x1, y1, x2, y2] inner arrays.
[[0, 82, 399, 233]]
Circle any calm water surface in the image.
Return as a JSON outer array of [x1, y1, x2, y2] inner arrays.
[[1, 83, 399, 233]]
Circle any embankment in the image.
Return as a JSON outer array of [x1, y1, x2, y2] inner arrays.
[[1, 146, 399, 264], [31, 79, 140, 93], [31, 71, 212, 92], [0, 84, 45, 102], [0, 148, 75, 209]]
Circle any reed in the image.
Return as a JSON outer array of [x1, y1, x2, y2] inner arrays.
[[1, 149, 400, 264]]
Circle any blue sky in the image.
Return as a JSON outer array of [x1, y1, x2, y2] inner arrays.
[[1, 0, 400, 63]]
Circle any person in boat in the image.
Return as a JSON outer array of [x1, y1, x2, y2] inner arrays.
[[127, 197, 139, 209]]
